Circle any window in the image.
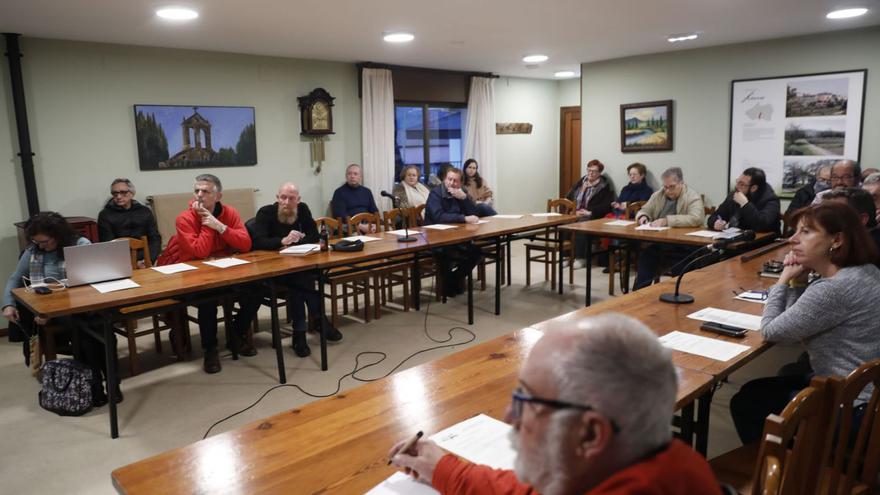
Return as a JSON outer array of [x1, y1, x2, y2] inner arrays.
[[394, 104, 467, 183]]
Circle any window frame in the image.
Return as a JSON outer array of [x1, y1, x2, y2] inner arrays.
[[394, 101, 467, 182]]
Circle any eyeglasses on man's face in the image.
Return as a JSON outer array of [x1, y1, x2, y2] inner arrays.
[[830, 174, 854, 183], [31, 237, 54, 247], [111, 190, 131, 196], [509, 387, 620, 433]]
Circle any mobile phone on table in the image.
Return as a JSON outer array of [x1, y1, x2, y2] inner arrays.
[[700, 321, 747, 338]]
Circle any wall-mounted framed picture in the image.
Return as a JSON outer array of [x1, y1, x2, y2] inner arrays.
[[728, 69, 866, 198], [620, 100, 673, 152], [133, 105, 257, 170]]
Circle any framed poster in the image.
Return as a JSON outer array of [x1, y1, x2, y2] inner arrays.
[[133, 105, 257, 170], [620, 100, 673, 152], [728, 70, 865, 198]]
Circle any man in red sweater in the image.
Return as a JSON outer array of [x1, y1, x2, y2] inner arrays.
[[157, 174, 258, 374], [389, 313, 723, 495]]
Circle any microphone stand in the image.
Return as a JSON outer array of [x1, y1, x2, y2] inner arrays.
[[659, 248, 722, 304], [390, 194, 417, 243]]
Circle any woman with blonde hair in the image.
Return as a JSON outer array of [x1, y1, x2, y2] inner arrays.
[[392, 165, 431, 209]]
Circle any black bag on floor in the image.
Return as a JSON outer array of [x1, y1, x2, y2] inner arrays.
[[38, 359, 99, 416]]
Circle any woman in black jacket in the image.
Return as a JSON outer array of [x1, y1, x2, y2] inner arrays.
[[566, 159, 615, 268]]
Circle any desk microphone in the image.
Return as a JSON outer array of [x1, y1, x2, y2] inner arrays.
[[380, 190, 417, 242], [659, 246, 721, 304], [712, 229, 755, 249]]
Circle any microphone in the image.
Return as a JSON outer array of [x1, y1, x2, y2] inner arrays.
[[659, 248, 721, 304], [712, 229, 755, 249], [380, 190, 417, 242], [380, 190, 398, 206]]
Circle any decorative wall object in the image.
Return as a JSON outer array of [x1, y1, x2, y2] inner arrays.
[[133, 105, 257, 170], [620, 100, 673, 152], [298, 88, 335, 136], [729, 69, 865, 198], [495, 123, 533, 134]]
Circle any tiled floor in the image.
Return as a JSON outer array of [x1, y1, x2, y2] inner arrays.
[[0, 241, 799, 494]]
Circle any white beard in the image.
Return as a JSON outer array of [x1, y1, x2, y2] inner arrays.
[[510, 421, 572, 495]]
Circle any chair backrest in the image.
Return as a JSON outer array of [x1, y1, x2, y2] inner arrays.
[[347, 212, 381, 234], [121, 236, 152, 268], [315, 217, 343, 240], [759, 456, 782, 495], [750, 376, 835, 495], [148, 188, 257, 248], [414, 204, 426, 226], [705, 205, 718, 216], [547, 198, 576, 215], [382, 208, 407, 231], [626, 200, 647, 219], [818, 359, 880, 495]]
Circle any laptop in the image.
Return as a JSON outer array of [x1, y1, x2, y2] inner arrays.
[[64, 240, 133, 287]]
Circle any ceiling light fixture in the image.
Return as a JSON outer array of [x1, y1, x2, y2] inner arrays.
[[383, 32, 415, 43], [826, 7, 868, 19], [667, 33, 699, 43], [554, 71, 576, 78], [522, 54, 548, 63], [156, 7, 199, 21]]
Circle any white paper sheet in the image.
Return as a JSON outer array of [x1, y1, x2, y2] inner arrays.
[[635, 225, 669, 231], [342, 235, 382, 242], [604, 219, 636, 226], [429, 414, 516, 471], [365, 472, 439, 495], [734, 291, 769, 305], [150, 263, 197, 274], [493, 214, 524, 219], [386, 229, 423, 236], [475, 220, 489, 224], [531, 212, 562, 217], [203, 257, 251, 268], [685, 230, 723, 238], [687, 307, 762, 331], [90, 278, 140, 294], [422, 224, 458, 230], [660, 331, 750, 362], [279, 244, 320, 255]]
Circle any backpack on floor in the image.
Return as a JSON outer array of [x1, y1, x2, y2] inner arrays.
[[38, 359, 99, 416]]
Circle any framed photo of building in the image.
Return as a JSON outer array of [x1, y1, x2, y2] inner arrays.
[[620, 100, 673, 152], [133, 105, 257, 170], [728, 70, 865, 198]]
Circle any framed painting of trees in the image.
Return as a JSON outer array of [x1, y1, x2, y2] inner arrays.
[[620, 100, 673, 152]]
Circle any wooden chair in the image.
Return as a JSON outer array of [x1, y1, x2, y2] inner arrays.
[[349, 212, 411, 319], [318, 216, 373, 328], [816, 359, 880, 495], [378, 209, 416, 310], [711, 376, 836, 495], [413, 204, 427, 226], [607, 200, 646, 295], [524, 198, 576, 290]]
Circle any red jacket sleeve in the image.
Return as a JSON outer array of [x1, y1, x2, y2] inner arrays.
[[218, 210, 251, 253], [175, 210, 218, 260], [432, 455, 538, 495]]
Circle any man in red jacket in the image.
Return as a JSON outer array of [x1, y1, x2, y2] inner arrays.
[[158, 174, 258, 374], [389, 313, 723, 495]]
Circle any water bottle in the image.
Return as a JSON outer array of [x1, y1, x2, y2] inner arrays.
[[319, 223, 329, 252]]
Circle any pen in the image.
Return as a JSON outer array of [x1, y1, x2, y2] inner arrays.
[[388, 430, 423, 465]]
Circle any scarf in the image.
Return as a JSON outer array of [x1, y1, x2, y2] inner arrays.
[[577, 179, 601, 211], [403, 181, 430, 208], [29, 249, 65, 285]]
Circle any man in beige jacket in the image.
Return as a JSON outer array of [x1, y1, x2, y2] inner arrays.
[[633, 167, 705, 289]]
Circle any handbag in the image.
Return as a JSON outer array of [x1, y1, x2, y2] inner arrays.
[[38, 359, 99, 416]]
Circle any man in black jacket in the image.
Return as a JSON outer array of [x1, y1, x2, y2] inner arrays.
[[250, 182, 342, 357], [97, 178, 161, 264], [708, 167, 780, 234]]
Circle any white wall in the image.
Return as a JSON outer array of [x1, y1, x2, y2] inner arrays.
[[581, 26, 880, 207], [558, 77, 581, 108]]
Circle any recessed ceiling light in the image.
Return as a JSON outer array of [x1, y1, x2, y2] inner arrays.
[[667, 33, 699, 43], [522, 54, 548, 63], [156, 7, 199, 21], [554, 71, 576, 78], [826, 7, 868, 19], [383, 32, 415, 43]]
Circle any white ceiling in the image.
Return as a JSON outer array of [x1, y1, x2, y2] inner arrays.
[[1, 0, 878, 79]]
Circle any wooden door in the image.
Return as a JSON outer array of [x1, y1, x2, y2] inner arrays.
[[559, 106, 581, 197]]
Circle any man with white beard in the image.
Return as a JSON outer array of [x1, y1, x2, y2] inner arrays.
[[388, 313, 721, 495]]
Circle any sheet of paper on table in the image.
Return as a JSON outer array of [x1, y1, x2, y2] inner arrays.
[[687, 307, 762, 331], [475, 220, 489, 224], [685, 230, 723, 238], [660, 331, 750, 362], [734, 291, 768, 305], [422, 224, 458, 230], [90, 278, 140, 294], [342, 235, 382, 242], [279, 244, 320, 255], [203, 258, 251, 268], [531, 212, 562, 217], [605, 219, 636, 226], [493, 214, 524, 219], [386, 229, 423, 236], [151, 263, 197, 275], [635, 225, 669, 231]]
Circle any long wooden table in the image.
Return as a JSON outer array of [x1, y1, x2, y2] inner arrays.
[[111, 243, 789, 493], [13, 214, 576, 438]]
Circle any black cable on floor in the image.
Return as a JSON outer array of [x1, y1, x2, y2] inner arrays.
[[202, 278, 475, 439]]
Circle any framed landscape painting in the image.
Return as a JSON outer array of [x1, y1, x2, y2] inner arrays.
[[133, 104, 257, 170], [620, 100, 673, 152]]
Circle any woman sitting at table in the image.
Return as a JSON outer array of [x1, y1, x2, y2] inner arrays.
[[2, 212, 118, 405], [611, 162, 654, 217], [730, 202, 880, 444], [462, 159, 497, 217], [392, 165, 431, 210], [565, 159, 615, 269]]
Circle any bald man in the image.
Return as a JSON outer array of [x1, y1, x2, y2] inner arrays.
[[251, 182, 343, 357]]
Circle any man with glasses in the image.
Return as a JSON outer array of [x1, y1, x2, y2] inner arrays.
[[633, 167, 705, 290], [565, 159, 614, 269], [708, 167, 780, 233], [812, 159, 861, 205], [97, 178, 161, 265], [388, 313, 721, 495]]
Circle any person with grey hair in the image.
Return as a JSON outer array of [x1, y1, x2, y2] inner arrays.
[[633, 167, 705, 289], [331, 164, 378, 234], [157, 173, 256, 374], [812, 159, 861, 205], [862, 172, 880, 224], [785, 163, 832, 217], [97, 178, 161, 264], [388, 313, 721, 495]]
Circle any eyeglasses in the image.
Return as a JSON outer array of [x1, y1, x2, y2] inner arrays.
[[510, 388, 621, 433], [111, 190, 131, 196], [31, 238, 54, 247], [586, 168, 601, 175], [831, 174, 854, 182], [663, 183, 680, 191]]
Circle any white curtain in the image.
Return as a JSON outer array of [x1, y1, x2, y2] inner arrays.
[[463, 77, 497, 196], [361, 68, 396, 210]]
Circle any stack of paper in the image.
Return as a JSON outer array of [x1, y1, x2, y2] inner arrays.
[[151, 263, 197, 274], [605, 219, 636, 226], [659, 331, 750, 362], [531, 212, 562, 217], [734, 291, 768, 305], [91, 278, 140, 294], [635, 225, 669, 231], [342, 235, 382, 242], [685, 230, 723, 238], [203, 258, 251, 268], [687, 307, 762, 331], [422, 224, 458, 230], [493, 214, 523, 219], [279, 244, 320, 255]]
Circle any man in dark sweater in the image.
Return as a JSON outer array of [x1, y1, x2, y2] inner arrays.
[[251, 182, 342, 357], [708, 167, 780, 234], [425, 168, 482, 297], [97, 178, 161, 264], [331, 164, 378, 234]]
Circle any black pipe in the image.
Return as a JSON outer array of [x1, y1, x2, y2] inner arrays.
[[3, 33, 40, 216]]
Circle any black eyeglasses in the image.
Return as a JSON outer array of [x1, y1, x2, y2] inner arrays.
[[111, 190, 131, 196], [831, 174, 854, 182], [31, 238, 53, 247], [510, 388, 621, 433]]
